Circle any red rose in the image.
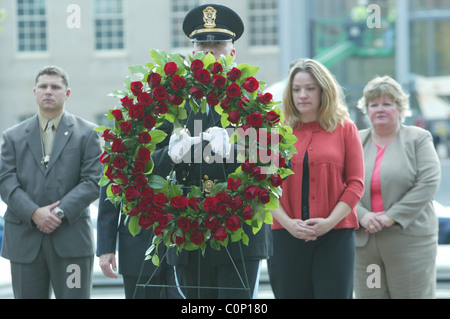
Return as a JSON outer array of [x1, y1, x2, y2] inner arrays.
[[188, 197, 201, 210], [177, 216, 191, 232], [111, 184, 122, 195], [269, 173, 283, 187], [257, 130, 271, 146], [216, 191, 232, 203], [220, 97, 231, 110], [113, 156, 127, 169], [154, 102, 168, 115], [227, 177, 242, 191], [137, 92, 153, 106], [102, 129, 115, 142], [112, 109, 124, 121], [206, 91, 220, 106], [138, 214, 154, 230], [112, 139, 126, 153], [251, 166, 267, 181], [241, 160, 256, 173], [257, 92, 273, 104], [138, 132, 151, 144], [171, 74, 187, 90], [204, 215, 219, 231], [129, 105, 145, 119], [203, 196, 218, 211], [130, 81, 143, 96], [132, 161, 146, 175], [194, 69, 211, 85], [226, 83, 241, 98], [153, 193, 168, 207], [172, 233, 186, 245], [164, 62, 178, 76], [217, 203, 231, 216], [153, 86, 168, 101], [125, 186, 140, 202], [266, 111, 280, 126], [190, 230, 205, 245], [168, 94, 184, 106], [230, 196, 243, 210], [190, 59, 204, 73], [134, 174, 148, 188], [143, 114, 156, 130], [141, 187, 155, 200], [120, 96, 134, 109], [212, 226, 228, 242], [227, 67, 241, 81], [147, 72, 161, 88], [154, 225, 164, 236], [242, 77, 259, 93], [137, 147, 151, 162], [128, 206, 140, 216], [242, 205, 253, 220], [100, 151, 110, 164], [138, 199, 152, 213], [120, 121, 132, 134], [189, 86, 204, 99], [170, 196, 189, 210], [258, 189, 271, 204], [210, 62, 223, 74], [212, 74, 226, 88], [227, 110, 240, 124], [243, 185, 260, 200], [158, 211, 173, 227], [247, 112, 263, 127], [225, 214, 241, 231]]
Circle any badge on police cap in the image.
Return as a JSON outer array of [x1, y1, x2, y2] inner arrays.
[[183, 4, 244, 43]]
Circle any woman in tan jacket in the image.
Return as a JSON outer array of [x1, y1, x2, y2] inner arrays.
[[355, 76, 441, 298]]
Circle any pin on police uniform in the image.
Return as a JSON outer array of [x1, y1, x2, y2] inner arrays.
[[151, 4, 272, 299]]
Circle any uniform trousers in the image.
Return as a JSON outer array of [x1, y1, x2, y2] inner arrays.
[[354, 227, 437, 299], [10, 235, 93, 299], [269, 228, 355, 299], [174, 252, 261, 299]]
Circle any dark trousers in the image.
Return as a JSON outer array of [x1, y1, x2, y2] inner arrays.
[[174, 257, 261, 299], [10, 235, 93, 299], [269, 228, 355, 299]]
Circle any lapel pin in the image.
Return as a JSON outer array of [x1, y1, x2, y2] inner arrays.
[[64, 131, 69, 136]]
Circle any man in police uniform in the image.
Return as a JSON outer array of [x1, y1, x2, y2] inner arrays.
[[152, 4, 272, 299]]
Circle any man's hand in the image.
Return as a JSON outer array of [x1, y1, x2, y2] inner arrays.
[[32, 201, 62, 234], [99, 253, 118, 279]]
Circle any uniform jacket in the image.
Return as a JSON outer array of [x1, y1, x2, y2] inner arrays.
[[152, 104, 273, 266], [356, 125, 441, 247], [0, 112, 103, 263]]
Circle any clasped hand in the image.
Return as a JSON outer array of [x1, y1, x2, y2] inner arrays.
[[360, 212, 395, 234], [285, 218, 333, 242], [31, 200, 62, 234], [168, 127, 230, 162]]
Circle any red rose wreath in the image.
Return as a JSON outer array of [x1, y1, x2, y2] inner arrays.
[[96, 50, 297, 265]]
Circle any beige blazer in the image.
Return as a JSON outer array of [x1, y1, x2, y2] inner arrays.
[[356, 125, 441, 247]]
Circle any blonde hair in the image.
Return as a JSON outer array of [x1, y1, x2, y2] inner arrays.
[[357, 76, 410, 122], [282, 58, 350, 132]]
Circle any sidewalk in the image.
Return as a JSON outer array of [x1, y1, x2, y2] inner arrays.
[[0, 256, 13, 298]]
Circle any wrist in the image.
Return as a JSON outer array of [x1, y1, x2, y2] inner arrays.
[[54, 206, 65, 219]]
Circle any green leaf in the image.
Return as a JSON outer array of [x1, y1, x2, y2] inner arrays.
[[150, 49, 167, 67], [128, 215, 140, 237], [152, 254, 160, 266], [128, 64, 148, 77], [148, 174, 167, 190], [149, 129, 167, 144]]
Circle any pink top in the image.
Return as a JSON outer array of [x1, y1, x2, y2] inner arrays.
[[370, 144, 388, 213]]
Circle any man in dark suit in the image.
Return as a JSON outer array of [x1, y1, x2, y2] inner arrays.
[[151, 4, 272, 299], [0, 65, 103, 298]]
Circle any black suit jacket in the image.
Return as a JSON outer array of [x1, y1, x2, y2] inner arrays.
[[151, 104, 273, 266]]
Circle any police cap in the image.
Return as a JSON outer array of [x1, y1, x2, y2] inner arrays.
[[183, 4, 244, 43]]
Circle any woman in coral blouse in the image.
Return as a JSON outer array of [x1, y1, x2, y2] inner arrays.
[[354, 76, 440, 298], [269, 59, 364, 298]]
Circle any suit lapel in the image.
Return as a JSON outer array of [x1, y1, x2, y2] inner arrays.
[[25, 115, 46, 175], [46, 112, 74, 173]]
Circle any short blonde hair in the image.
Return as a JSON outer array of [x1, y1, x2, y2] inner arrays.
[[357, 76, 410, 122], [282, 58, 350, 132]]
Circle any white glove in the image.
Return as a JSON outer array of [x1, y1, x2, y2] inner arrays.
[[168, 129, 202, 162], [206, 127, 231, 158]]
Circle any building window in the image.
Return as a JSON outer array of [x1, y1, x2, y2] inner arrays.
[[249, 0, 278, 46], [17, 0, 47, 52], [172, 0, 199, 48], [94, 0, 124, 51]]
